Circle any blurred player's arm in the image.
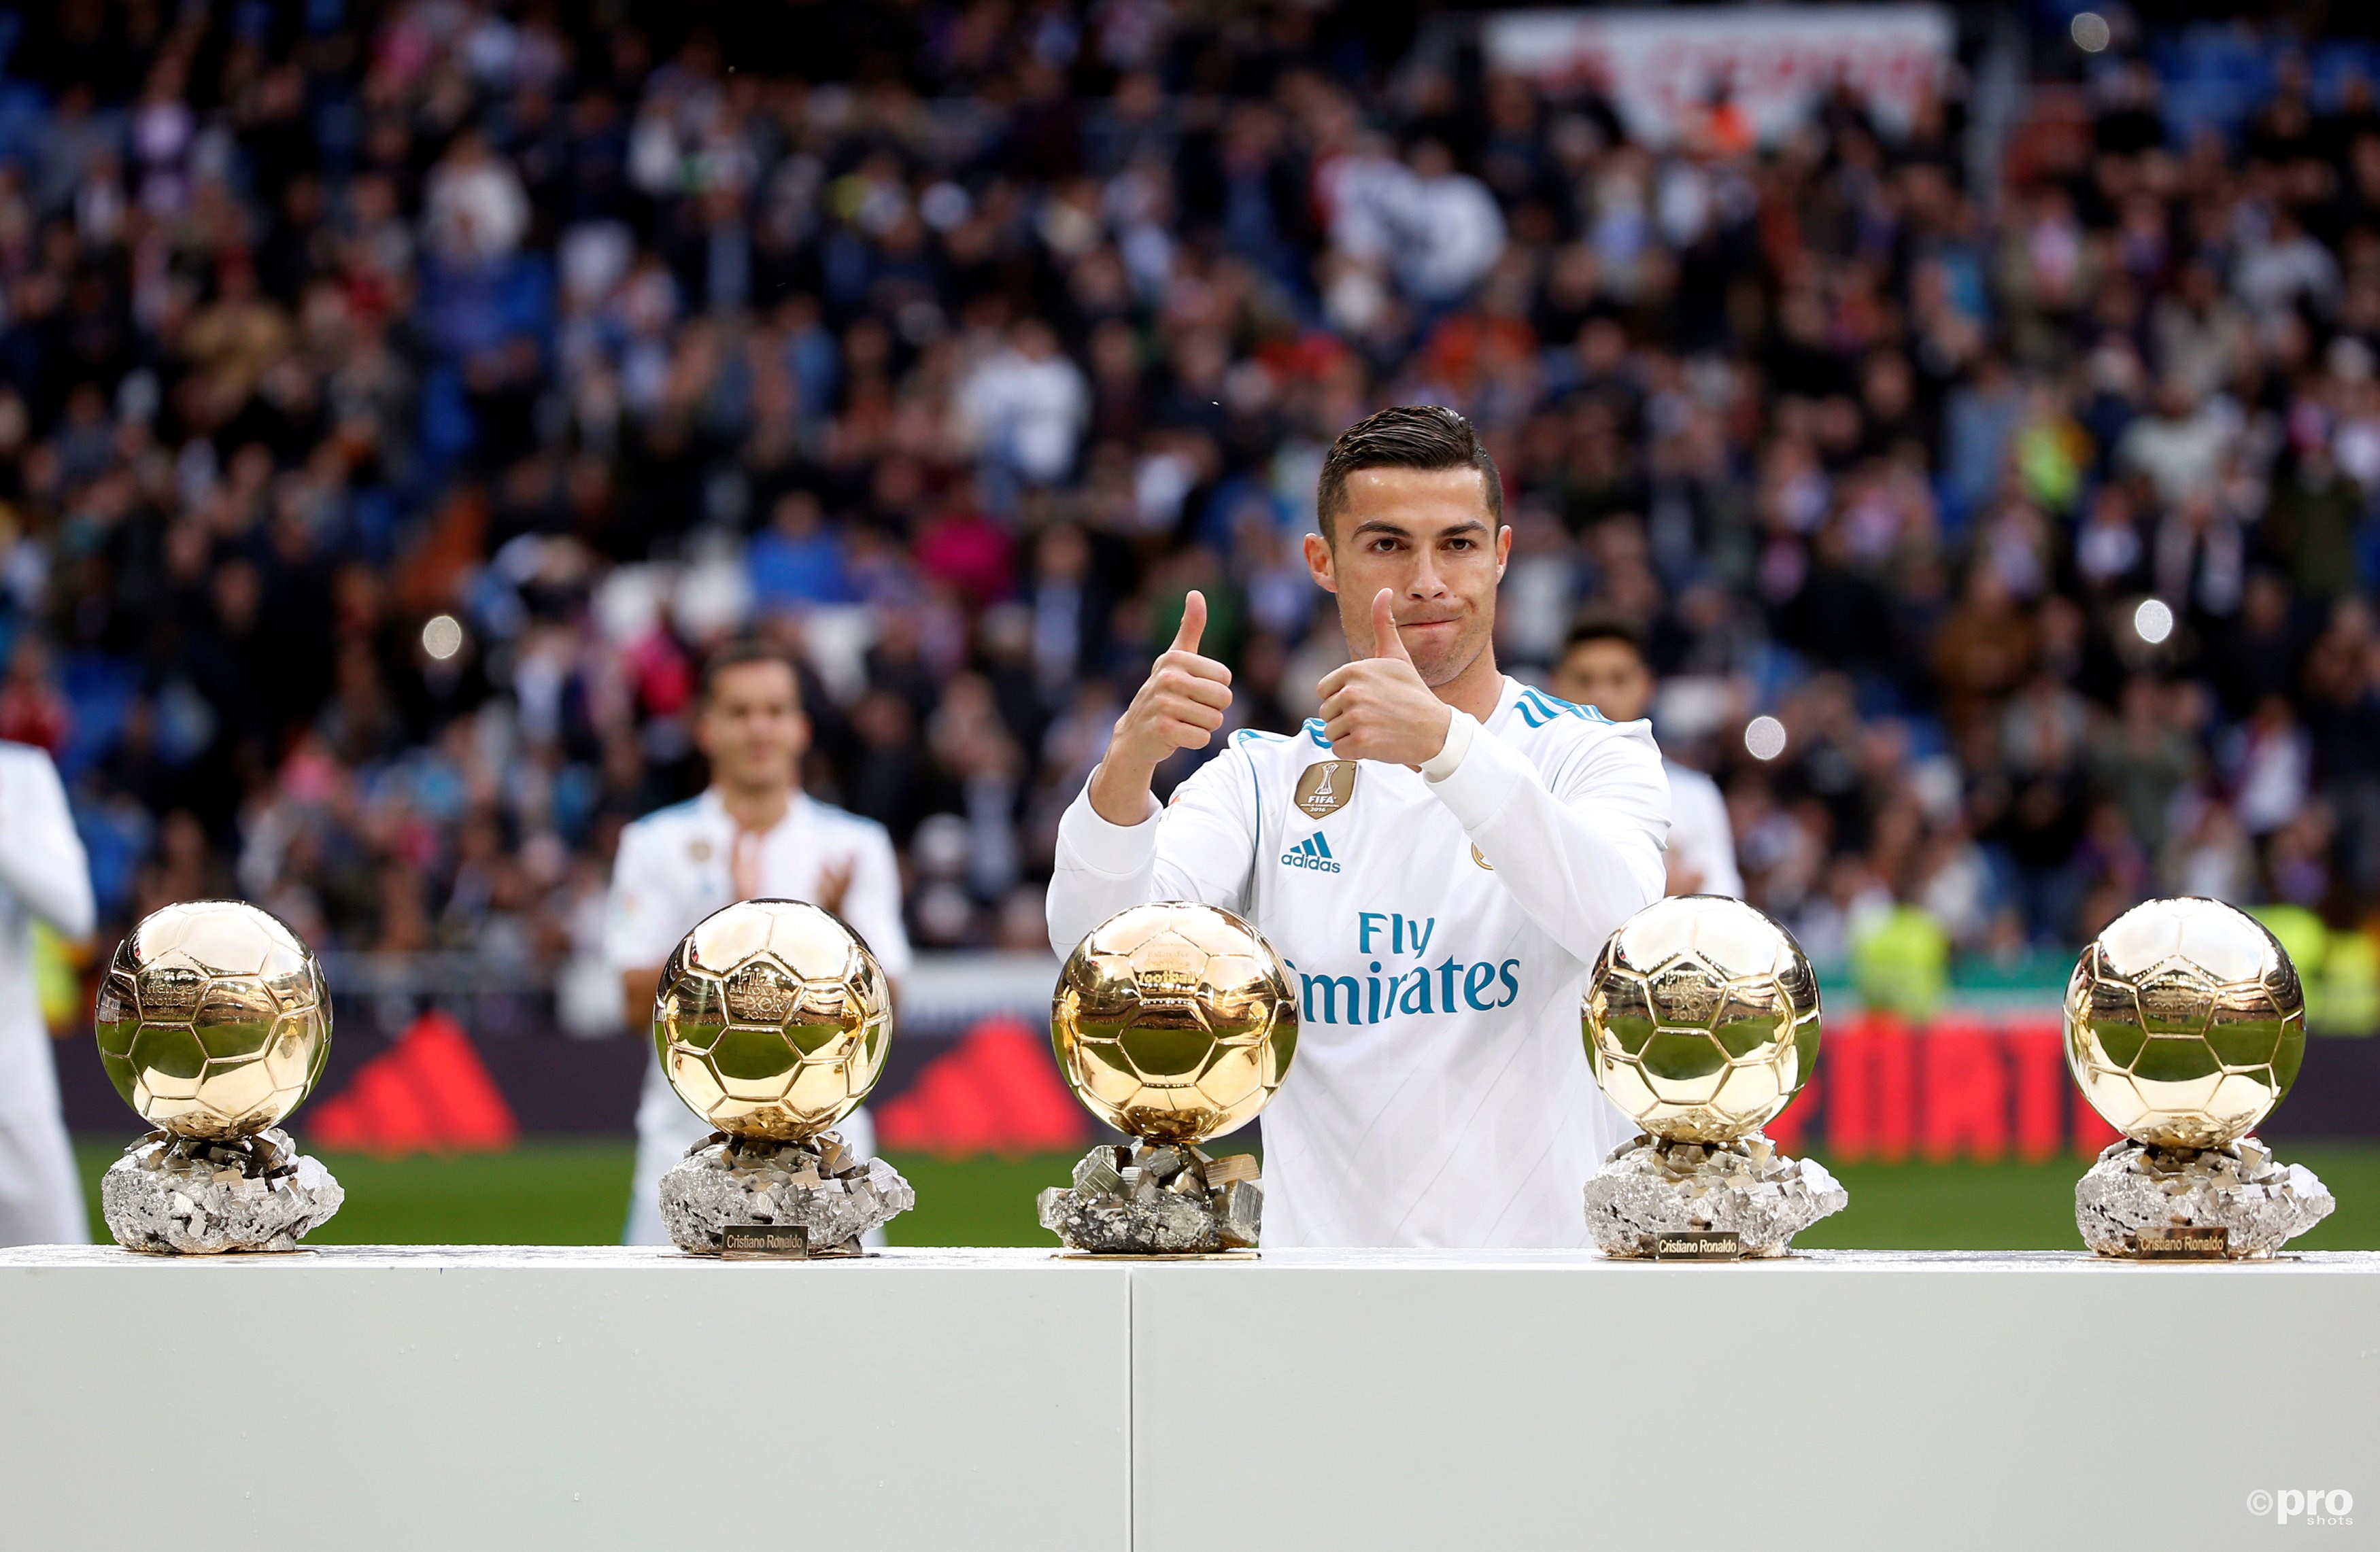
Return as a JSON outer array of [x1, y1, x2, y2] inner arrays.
[[837, 827, 913, 978], [835, 826, 912, 1011], [1049, 742, 1261, 954], [619, 967, 662, 1029], [605, 825, 681, 1029], [1670, 772, 1743, 899], [1425, 722, 1669, 964], [0, 751, 95, 942]]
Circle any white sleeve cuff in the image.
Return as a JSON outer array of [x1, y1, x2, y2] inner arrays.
[[1420, 709, 1478, 782], [1424, 717, 1534, 830], [1057, 774, 1162, 876]]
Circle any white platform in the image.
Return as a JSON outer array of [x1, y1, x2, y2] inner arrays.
[[0, 1246, 1131, 1550], [3, 1245, 2375, 1549]]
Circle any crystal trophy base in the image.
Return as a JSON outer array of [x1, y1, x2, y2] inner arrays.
[[1584, 1131, 1846, 1260], [101, 1128, 344, 1254], [1038, 1142, 1262, 1255], [659, 1130, 913, 1258], [2075, 1137, 2334, 1260]]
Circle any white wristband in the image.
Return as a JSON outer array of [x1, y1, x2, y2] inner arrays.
[[1420, 709, 1477, 782]]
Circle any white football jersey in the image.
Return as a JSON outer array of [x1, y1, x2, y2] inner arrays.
[[1049, 676, 1670, 1248], [605, 789, 913, 981], [1663, 760, 1742, 899], [605, 788, 911, 1245], [0, 742, 95, 1246], [0, 742, 92, 1126]]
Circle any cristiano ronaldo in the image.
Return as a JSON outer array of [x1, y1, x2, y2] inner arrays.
[[1046, 406, 1671, 1247]]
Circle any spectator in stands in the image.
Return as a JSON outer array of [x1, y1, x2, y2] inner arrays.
[[0, 1, 2370, 1037]]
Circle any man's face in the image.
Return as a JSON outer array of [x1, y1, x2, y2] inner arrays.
[[697, 660, 808, 792], [1304, 465, 1510, 687], [1552, 638, 1652, 723]]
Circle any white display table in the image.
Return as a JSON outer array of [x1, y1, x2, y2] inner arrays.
[[3, 1245, 2374, 1549], [0, 1246, 1131, 1549]]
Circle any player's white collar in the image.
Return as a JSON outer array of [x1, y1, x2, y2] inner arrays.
[[696, 784, 813, 838], [1484, 675, 1527, 734]]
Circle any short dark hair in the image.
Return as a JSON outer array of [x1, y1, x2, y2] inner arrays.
[[700, 638, 804, 707], [1562, 613, 1647, 661], [1316, 404, 1503, 540]]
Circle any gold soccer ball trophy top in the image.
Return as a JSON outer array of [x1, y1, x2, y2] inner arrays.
[[1041, 902, 1299, 1254], [1051, 901, 1299, 1143], [97, 899, 330, 1139], [654, 897, 892, 1141], [1584, 894, 1820, 1144], [2067, 897, 2332, 1258], [2065, 896, 2304, 1150], [93, 900, 345, 1252], [650, 899, 914, 1256], [1580, 895, 1843, 1258]]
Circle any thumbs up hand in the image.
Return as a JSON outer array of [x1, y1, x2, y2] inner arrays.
[[1087, 589, 1237, 825], [1316, 589, 1454, 768], [1365, 586, 1413, 664]]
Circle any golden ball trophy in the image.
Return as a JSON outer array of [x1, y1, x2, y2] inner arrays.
[[2067, 897, 2332, 1258], [93, 901, 343, 1253], [1582, 895, 1843, 1259], [651, 899, 914, 1257], [1041, 902, 1298, 1255]]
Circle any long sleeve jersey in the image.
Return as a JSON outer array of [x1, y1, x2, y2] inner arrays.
[[1047, 677, 1669, 1247]]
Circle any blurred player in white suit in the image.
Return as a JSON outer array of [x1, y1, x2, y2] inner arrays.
[[606, 641, 911, 1246], [1552, 617, 1743, 900], [0, 740, 97, 1246]]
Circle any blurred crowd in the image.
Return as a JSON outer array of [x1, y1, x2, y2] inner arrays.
[[2, 1, 2379, 1018]]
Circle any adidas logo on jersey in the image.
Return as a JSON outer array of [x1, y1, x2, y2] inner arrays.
[[1280, 833, 1342, 873]]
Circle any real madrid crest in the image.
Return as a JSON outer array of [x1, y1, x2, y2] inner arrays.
[[690, 839, 713, 863], [1294, 761, 1357, 819], [1472, 844, 1493, 870]]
